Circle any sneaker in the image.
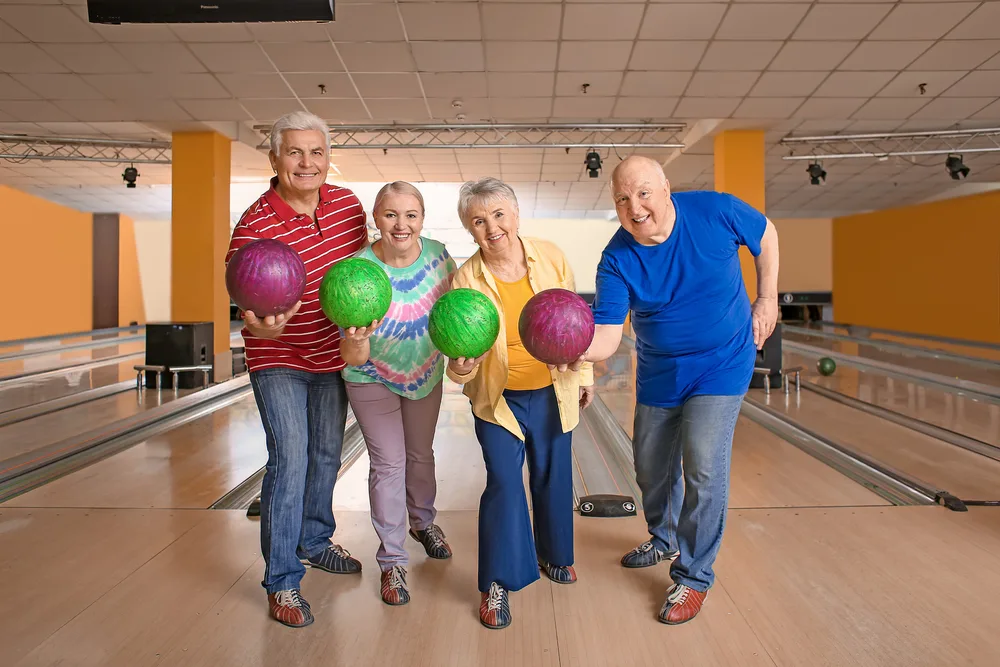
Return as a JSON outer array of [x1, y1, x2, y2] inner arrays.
[[380, 566, 410, 606], [479, 582, 511, 630], [658, 583, 707, 625], [620, 540, 677, 568], [409, 523, 452, 560], [267, 589, 314, 628], [539, 559, 577, 584], [303, 543, 362, 574]]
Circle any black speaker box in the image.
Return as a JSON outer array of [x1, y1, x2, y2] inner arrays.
[[232, 347, 247, 376], [145, 322, 214, 389], [750, 322, 782, 389]]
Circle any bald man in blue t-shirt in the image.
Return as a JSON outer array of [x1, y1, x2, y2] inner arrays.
[[573, 155, 779, 626]]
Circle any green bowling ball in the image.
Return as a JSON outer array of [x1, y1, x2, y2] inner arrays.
[[817, 357, 837, 376]]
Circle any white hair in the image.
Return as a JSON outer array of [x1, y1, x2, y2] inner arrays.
[[457, 177, 519, 230], [269, 110, 330, 156]]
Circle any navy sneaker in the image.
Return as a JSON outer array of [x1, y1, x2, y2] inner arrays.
[[539, 559, 577, 584], [409, 523, 452, 560], [620, 540, 677, 568], [302, 543, 362, 574]]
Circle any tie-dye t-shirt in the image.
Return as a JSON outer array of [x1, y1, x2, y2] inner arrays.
[[341, 237, 458, 400]]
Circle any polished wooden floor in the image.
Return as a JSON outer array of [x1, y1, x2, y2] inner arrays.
[[2, 345, 999, 665]]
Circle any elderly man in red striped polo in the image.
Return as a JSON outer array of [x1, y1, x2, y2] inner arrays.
[[226, 110, 368, 628]]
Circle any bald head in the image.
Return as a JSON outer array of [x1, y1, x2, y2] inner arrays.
[[611, 155, 667, 189]]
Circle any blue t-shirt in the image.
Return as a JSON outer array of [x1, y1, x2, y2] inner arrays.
[[592, 191, 767, 407]]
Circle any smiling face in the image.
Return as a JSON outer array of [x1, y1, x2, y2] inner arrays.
[[374, 191, 423, 256], [611, 156, 674, 245], [269, 129, 329, 199], [464, 196, 520, 260]]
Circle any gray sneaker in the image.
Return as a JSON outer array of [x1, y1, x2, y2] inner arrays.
[[620, 540, 677, 568]]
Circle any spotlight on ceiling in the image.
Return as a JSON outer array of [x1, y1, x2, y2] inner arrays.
[[806, 161, 826, 185], [585, 150, 602, 178], [945, 154, 970, 180], [122, 164, 138, 188]]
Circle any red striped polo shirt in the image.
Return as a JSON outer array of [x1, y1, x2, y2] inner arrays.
[[226, 177, 368, 374]]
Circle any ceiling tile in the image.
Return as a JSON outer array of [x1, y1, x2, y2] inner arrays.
[[555, 72, 622, 97], [283, 73, 356, 99], [947, 2, 1000, 39], [851, 97, 931, 119], [0, 44, 67, 73], [40, 43, 139, 74], [813, 71, 895, 97], [337, 42, 415, 73], [877, 71, 965, 97], [562, 3, 644, 40], [981, 53, 1000, 70], [552, 96, 615, 118], [733, 97, 804, 119], [628, 41, 707, 71], [482, 3, 562, 40], [400, 3, 481, 40], [942, 71, 1000, 97], [326, 4, 405, 42], [868, 2, 978, 40], [428, 97, 489, 120], [716, 3, 811, 40], [305, 99, 372, 122], [909, 97, 994, 120], [490, 97, 553, 118], [793, 4, 894, 40], [673, 97, 743, 118], [241, 100, 306, 122], [351, 73, 424, 98], [113, 43, 207, 73], [167, 23, 254, 42], [217, 73, 295, 98], [612, 97, 679, 119], [111, 99, 194, 122], [620, 71, 692, 97], [686, 71, 761, 97], [769, 41, 856, 70], [0, 5, 101, 43], [13, 73, 106, 100], [0, 74, 36, 100], [845, 120, 904, 133], [86, 23, 179, 44], [639, 3, 727, 40], [972, 99, 1000, 119], [0, 17, 26, 43], [837, 41, 933, 71], [52, 100, 130, 122], [907, 41, 1000, 71], [793, 97, 868, 119], [364, 98, 431, 121], [177, 99, 253, 121], [419, 72, 488, 98], [486, 42, 558, 72], [486, 72, 553, 97], [412, 42, 484, 72], [559, 41, 633, 71], [750, 71, 826, 97], [699, 41, 783, 71], [188, 43, 275, 73], [243, 22, 329, 42]]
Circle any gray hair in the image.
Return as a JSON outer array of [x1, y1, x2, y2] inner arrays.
[[269, 110, 330, 156], [457, 177, 519, 229]]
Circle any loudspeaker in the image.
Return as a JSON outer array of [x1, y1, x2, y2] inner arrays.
[[145, 322, 214, 389], [750, 322, 782, 389], [232, 347, 247, 376], [578, 494, 637, 518], [87, 0, 335, 25]]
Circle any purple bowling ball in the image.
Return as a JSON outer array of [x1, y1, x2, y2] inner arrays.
[[518, 288, 595, 366], [225, 238, 306, 317]]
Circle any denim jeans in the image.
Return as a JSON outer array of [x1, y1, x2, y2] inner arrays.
[[249, 368, 349, 594], [632, 394, 744, 592]]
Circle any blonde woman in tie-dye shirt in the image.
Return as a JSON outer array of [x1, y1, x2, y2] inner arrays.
[[339, 181, 457, 607]]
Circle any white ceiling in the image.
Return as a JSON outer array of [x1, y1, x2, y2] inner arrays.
[[1, 0, 1000, 220]]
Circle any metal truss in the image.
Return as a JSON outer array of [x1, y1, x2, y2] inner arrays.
[[0, 134, 171, 165], [253, 123, 686, 150], [780, 128, 1000, 161]]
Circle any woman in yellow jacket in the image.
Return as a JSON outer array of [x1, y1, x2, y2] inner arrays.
[[446, 176, 595, 630]]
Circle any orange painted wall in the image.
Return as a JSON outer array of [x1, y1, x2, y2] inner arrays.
[[0, 185, 92, 342], [833, 190, 1000, 345], [118, 214, 146, 326]]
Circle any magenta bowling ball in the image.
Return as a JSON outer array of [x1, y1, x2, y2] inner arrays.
[[225, 238, 306, 317], [518, 288, 595, 366]]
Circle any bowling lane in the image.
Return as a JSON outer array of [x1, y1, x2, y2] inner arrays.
[[0, 357, 139, 415], [0, 340, 146, 381], [786, 350, 1000, 448], [0, 326, 143, 356], [813, 322, 1000, 364], [758, 387, 1000, 502], [594, 341, 887, 509], [3, 392, 262, 509]]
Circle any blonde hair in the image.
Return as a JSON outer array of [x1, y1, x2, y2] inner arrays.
[[373, 181, 426, 216]]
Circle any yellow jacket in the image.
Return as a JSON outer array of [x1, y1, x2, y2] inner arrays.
[[446, 236, 595, 441]]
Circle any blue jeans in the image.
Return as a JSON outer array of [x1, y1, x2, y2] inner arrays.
[[249, 368, 349, 594], [473, 386, 574, 593], [632, 394, 744, 592]]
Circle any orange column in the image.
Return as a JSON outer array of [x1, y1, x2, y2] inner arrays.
[[170, 131, 233, 381], [713, 130, 766, 303]]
